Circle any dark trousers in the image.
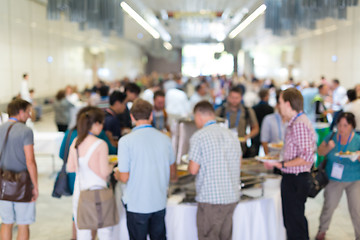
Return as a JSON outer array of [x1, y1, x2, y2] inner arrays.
[[281, 173, 311, 240], [126, 209, 166, 240], [57, 124, 68, 132], [197, 202, 238, 240]]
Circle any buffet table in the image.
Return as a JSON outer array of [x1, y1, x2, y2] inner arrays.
[[112, 181, 286, 240]]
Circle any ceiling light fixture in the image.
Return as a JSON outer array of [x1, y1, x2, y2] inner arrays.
[[120, 1, 160, 39], [163, 42, 173, 51], [229, 4, 266, 39]]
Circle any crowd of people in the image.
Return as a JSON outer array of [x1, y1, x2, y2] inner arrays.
[[0, 72, 359, 240]]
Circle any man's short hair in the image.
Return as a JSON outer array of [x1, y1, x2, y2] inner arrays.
[[195, 82, 206, 92], [333, 79, 340, 85], [130, 99, 153, 120], [99, 85, 109, 97], [259, 89, 269, 100], [229, 86, 243, 95], [193, 101, 215, 115], [282, 88, 303, 112], [109, 91, 126, 106], [23, 73, 28, 79], [125, 83, 141, 95], [347, 89, 357, 102], [153, 90, 165, 100], [318, 84, 324, 90], [7, 99, 31, 117]]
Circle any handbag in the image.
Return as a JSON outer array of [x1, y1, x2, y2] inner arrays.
[[308, 131, 336, 198], [75, 148, 119, 230], [308, 158, 328, 198], [52, 129, 74, 198], [0, 123, 33, 202]]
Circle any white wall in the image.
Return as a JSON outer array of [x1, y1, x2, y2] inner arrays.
[[0, 0, 145, 104], [239, 5, 360, 89]]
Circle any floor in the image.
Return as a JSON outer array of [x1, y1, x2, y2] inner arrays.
[[5, 112, 356, 239]]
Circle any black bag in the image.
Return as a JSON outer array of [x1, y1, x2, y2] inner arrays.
[[52, 129, 74, 198], [308, 159, 328, 198]]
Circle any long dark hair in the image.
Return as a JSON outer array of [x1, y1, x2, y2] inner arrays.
[[75, 107, 104, 149]]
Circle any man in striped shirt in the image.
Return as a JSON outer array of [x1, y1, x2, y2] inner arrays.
[[265, 88, 316, 240]]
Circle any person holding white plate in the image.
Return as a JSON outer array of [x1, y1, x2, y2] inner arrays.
[[316, 112, 360, 240]]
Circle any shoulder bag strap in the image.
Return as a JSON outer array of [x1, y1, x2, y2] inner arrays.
[[63, 129, 74, 164], [0, 123, 16, 165]]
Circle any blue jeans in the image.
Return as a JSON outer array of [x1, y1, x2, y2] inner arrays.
[[126, 208, 166, 240]]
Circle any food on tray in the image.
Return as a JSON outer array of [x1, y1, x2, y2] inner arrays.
[[257, 155, 277, 160], [269, 142, 284, 149], [108, 155, 118, 163], [338, 151, 353, 155]]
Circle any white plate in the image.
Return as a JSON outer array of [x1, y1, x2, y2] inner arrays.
[[335, 152, 359, 161], [255, 156, 280, 163]]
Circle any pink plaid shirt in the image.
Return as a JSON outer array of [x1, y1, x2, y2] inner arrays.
[[282, 113, 316, 174]]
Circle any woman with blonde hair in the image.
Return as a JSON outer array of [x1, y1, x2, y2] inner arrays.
[[67, 107, 113, 239]]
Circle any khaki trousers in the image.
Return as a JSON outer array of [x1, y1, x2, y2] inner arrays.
[[319, 180, 360, 239], [197, 202, 238, 240]]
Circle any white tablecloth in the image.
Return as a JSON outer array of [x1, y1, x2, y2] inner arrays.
[[34, 132, 64, 156], [34, 131, 64, 174], [112, 186, 286, 240]]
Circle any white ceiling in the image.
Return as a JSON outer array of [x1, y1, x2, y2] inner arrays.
[[125, 0, 263, 48]]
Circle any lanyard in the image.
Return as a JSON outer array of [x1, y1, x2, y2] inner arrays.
[[9, 117, 18, 122], [133, 124, 153, 131], [337, 132, 353, 153], [227, 109, 241, 129], [275, 113, 282, 140], [152, 110, 164, 130], [88, 132, 95, 136], [293, 112, 304, 121], [204, 120, 216, 128]]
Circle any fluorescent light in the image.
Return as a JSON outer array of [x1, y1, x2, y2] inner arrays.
[[163, 41, 173, 50], [229, 4, 266, 39], [120, 2, 160, 39]]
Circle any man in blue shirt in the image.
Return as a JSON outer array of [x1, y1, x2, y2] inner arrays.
[[115, 99, 176, 240]]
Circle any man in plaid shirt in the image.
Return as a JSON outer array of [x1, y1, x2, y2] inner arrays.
[[188, 101, 241, 240], [266, 88, 316, 240]]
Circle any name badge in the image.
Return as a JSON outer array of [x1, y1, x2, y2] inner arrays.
[[230, 128, 238, 137], [331, 162, 344, 180]]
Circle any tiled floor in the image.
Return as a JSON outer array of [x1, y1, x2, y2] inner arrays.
[[6, 112, 356, 239]]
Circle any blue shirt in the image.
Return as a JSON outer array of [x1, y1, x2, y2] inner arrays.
[[260, 112, 286, 144], [324, 132, 360, 182], [118, 125, 175, 213], [301, 87, 318, 122], [59, 129, 117, 160]]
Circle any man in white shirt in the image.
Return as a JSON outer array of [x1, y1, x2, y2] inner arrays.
[[20, 73, 31, 102], [189, 82, 213, 111], [331, 79, 347, 112], [330, 79, 347, 130]]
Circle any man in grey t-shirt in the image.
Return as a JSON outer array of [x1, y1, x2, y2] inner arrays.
[[0, 99, 38, 240]]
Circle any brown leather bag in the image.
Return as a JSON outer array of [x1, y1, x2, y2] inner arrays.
[[0, 123, 33, 202]]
